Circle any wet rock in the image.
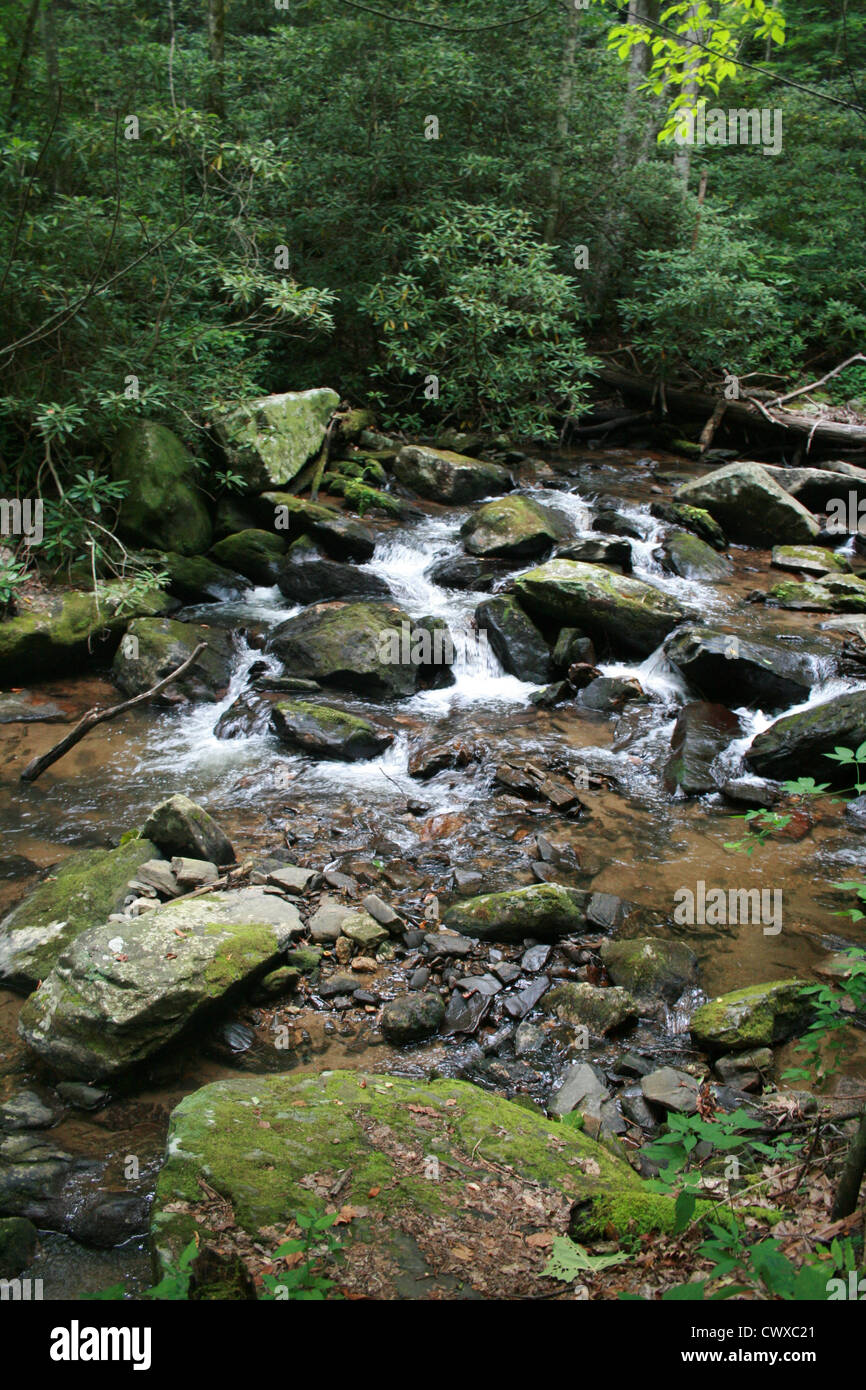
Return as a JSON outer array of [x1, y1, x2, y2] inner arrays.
[[143, 794, 235, 866], [67, 1192, 151, 1249], [208, 1020, 256, 1059], [408, 739, 480, 780], [586, 892, 631, 933], [308, 896, 354, 942], [213, 693, 273, 739], [494, 762, 583, 810], [394, 446, 511, 503], [474, 595, 550, 683], [664, 626, 817, 711], [650, 501, 726, 550], [542, 982, 638, 1035], [0, 839, 162, 993], [453, 869, 484, 895], [663, 531, 733, 582], [144, 550, 251, 604], [771, 545, 851, 578], [112, 420, 213, 555], [612, 1052, 654, 1079], [423, 932, 474, 958], [277, 541, 391, 605], [513, 561, 685, 658], [267, 600, 426, 699], [270, 699, 393, 762], [254, 966, 300, 1000], [381, 993, 445, 1044], [556, 539, 632, 572], [112, 616, 234, 702], [318, 972, 358, 999], [548, 1061, 609, 1118], [514, 1021, 546, 1056], [267, 865, 316, 895], [762, 463, 866, 513], [721, 777, 781, 809], [745, 689, 866, 783], [409, 967, 429, 991], [172, 857, 220, 890], [503, 976, 551, 1019], [55, 1082, 108, 1110], [0, 1131, 96, 1228], [19, 887, 304, 1080], [845, 795, 866, 829], [208, 529, 287, 586], [522, 945, 551, 973], [285, 944, 324, 974], [674, 462, 820, 546], [461, 495, 565, 560], [551, 627, 596, 672], [592, 509, 642, 539], [641, 1067, 699, 1115], [600, 937, 698, 1002], [260, 493, 377, 562], [663, 701, 742, 796], [578, 676, 648, 713], [442, 990, 490, 1035], [0, 692, 67, 724], [0, 1089, 57, 1131], [529, 681, 573, 708], [492, 961, 522, 984], [361, 894, 402, 930], [620, 1086, 657, 1129], [426, 556, 511, 591], [443, 883, 588, 942], [0, 1217, 38, 1277], [213, 388, 339, 490], [767, 573, 866, 612], [690, 979, 812, 1052], [714, 1048, 773, 1090], [0, 583, 175, 683]]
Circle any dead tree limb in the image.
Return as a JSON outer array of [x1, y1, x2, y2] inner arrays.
[[19, 642, 208, 784], [831, 1103, 866, 1221]]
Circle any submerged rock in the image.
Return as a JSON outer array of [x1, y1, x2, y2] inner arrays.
[[394, 445, 511, 503], [142, 793, 235, 866], [600, 937, 699, 1002], [474, 595, 550, 683], [674, 462, 820, 547], [690, 979, 812, 1051], [663, 701, 742, 796], [513, 560, 685, 657], [18, 888, 303, 1080], [664, 625, 817, 711], [270, 699, 393, 761], [0, 840, 160, 993], [461, 495, 564, 560], [745, 688, 866, 783], [542, 982, 638, 1035]]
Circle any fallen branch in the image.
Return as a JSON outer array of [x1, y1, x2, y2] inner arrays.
[[831, 1103, 866, 1221], [19, 642, 208, 784], [770, 353, 866, 410]]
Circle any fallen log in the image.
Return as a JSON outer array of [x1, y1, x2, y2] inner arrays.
[[19, 641, 208, 784], [598, 366, 866, 457]]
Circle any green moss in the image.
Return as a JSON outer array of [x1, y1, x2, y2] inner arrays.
[[201, 920, 285, 994], [691, 979, 812, 1051]]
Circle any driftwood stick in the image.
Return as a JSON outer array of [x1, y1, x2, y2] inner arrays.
[[698, 398, 726, 453], [19, 641, 208, 784]]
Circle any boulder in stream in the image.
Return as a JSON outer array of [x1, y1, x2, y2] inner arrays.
[[664, 625, 817, 711], [111, 420, 213, 556], [277, 537, 390, 605], [745, 688, 866, 783], [770, 545, 851, 578], [394, 445, 511, 503], [212, 388, 340, 490], [0, 582, 173, 682], [674, 462, 820, 547], [381, 992, 445, 1043], [261, 494, 376, 562], [0, 839, 161, 993], [142, 793, 235, 865], [474, 595, 550, 683], [600, 937, 699, 1002], [18, 888, 303, 1080], [512, 560, 686, 657], [461, 494, 565, 559], [208, 529, 286, 586], [112, 616, 235, 701], [690, 979, 812, 1051], [662, 531, 733, 582], [767, 573, 866, 612], [663, 700, 742, 796], [267, 600, 434, 699], [442, 883, 589, 942], [269, 699, 393, 761], [542, 981, 639, 1035]]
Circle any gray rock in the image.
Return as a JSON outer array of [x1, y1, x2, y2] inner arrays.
[[641, 1066, 699, 1114], [503, 975, 551, 1019], [381, 993, 445, 1044], [664, 626, 817, 712], [745, 689, 866, 784], [394, 445, 511, 503], [171, 857, 220, 890], [663, 702, 742, 796], [513, 1021, 546, 1056], [266, 865, 316, 895], [0, 1090, 57, 1131], [308, 896, 353, 942], [674, 462, 820, 547], [548, 1061, 609, 1117], [521, 944, 551, 972], [442, 990, 490, 1035], [142, 794, 234, 866], [361, 893, 403, 930]]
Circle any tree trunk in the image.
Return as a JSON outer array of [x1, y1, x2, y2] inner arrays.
[[672, 4, 701, 188], [543, 1, 581, 245], [206, 0, 225, 117], [7, 0, 41, 123], [832, 1105, 866, 1222]]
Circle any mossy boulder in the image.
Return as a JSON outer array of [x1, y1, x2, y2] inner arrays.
[[267, 600, 422, 699], [513, 560, 685, 658], [0, 582, 173, 682], [745, 688, 866, 783], [140, 551, 251, 604], [461, 495, 565, 560], [208, 530, 286, 586], [111, 421, 213, 555], [651, 502, 726, 550], [767, 573, 866, 613], [0, 839, 160, 993], [269, 699, 393, 761], [771, 545, 850, 578], [690, 979, 812, 1052], [142, 794, 235, 866], [394, 445, 511, 503], [213, 388, 340, 490], [600, 937, 699, 1003], [443, 884, 588, 942], [381, 992, 444, 1043], [262, 493, 376, 562], [277, 539, 390, 606], [112, 617, 234, 702], [18, 888, 304, 1080], [663, 531, 733, 581], [150, 1070, 697, 1296], [542, 982, 639, 1035], [674, 462, 820, 547], [474, 595, 550, 684], [664, 626, 816, 712]]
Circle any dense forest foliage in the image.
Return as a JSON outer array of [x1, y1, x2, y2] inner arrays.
[[1, 0, 864, 486]]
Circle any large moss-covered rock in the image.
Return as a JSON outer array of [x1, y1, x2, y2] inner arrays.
[[474, 595, 550, 683], [0, 839, 160, 993], [674, 462, 820, 547], [542, 982, 638, 1035], [0, 583, 173, 682], [663, 531, 733, 582], [461, 495, 564, 560], [208, 530, 286, 586], [111, 616, 234, 702], [394, 446, 511, 503], [745, 689, 866, 783], [513, 560, 685, 657], [142, 794, 235, 866], [771, 545, 851, 578], [600, 937, 698, 1003], [443, 884, 588, 942], [213, 389, 340, 490], [150, 1070, 695, 1296], [140, 551, 251, 604], [767, 573, 866, 613], [664, 626, 817, 712], [18, 889, 303, 1080], [267, 600, 421, 699], [269, 699, 393, 761], [111, 421, 213, 555], [690, 979, 812, 1051], [262, 493, 376, 562], [650, 502, 726, 550]]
